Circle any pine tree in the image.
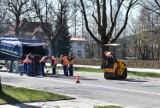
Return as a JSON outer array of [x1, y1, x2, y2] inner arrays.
[[55, 15, 71, 57]]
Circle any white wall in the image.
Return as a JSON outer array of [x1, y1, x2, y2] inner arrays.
[[70, 41, 86, 59]]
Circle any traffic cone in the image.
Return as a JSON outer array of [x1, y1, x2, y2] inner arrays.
[[76, 75, 80, 83]]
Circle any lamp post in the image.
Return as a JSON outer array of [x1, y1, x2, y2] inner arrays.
[[0, 76, 3, 94], [150, 44, 159, 60]]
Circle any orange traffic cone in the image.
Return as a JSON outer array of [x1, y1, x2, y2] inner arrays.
[[76, 75, 80, 83]]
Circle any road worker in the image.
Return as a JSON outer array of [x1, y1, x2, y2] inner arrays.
[[101, 51, 117, 69], [51, 56, 57, 75], [40, 56, 51, 76], [20, 59, 27, 76], [61, 55, 69, 76], [67, 53, 74, 76], [105, 52, 117, 63], [26, 52, 34, 76]]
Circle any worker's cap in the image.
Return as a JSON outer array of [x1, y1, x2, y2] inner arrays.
[[105, 52, 112, 57]]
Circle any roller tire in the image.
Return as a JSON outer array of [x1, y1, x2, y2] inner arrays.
[[114, 68, 119, 80], [122, 68, 127, 79]]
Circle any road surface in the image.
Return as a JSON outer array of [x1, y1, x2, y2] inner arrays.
[[1, 70, 160, 108]]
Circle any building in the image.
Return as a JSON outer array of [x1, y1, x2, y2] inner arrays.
[[70, 37, 87, 59], [7, 19, 87, 58]]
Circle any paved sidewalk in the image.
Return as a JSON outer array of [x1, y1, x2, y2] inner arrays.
[[0, 97, 117, 108]]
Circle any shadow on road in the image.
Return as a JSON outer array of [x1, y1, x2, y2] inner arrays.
[[119, 78, 148, 82], [46, 74, 98, 80]]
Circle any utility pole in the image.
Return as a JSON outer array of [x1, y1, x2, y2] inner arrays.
[[0, 76, 3, 94], [81, 12, 84, 38]]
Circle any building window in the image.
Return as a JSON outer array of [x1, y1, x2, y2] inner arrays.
[[78, 50, 81, 57], [77, 41, 82, 45]]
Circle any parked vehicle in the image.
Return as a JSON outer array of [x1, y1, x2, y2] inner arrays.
[[0, 36, 48, 75]]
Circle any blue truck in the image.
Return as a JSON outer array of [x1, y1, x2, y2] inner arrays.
[[0, 36, 48, 75]]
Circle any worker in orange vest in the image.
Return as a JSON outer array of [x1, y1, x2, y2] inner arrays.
[[67, 53, 74, 76], [26, 52, 34, 76], [105, 52, 117, 63], [20, 59, 27, 76], [51, 56, 57, 75], [61, 55, 69, 76], [40, 56, 51, 76]]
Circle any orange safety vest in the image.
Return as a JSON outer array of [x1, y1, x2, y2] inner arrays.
[[68, 56, 74, 65], [52, 56, 57, 65], [61, 56, 68, 66], [26, 55, 32, 63], [23, 59, 27, 63]]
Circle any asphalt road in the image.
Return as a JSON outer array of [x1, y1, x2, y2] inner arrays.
[[1, 70, 160, 108]]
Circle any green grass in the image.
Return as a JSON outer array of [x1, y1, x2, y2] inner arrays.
[[56, 66, 160, 78], [0, 84, 73, 104], [128, 71, 160, 78], [94, 105, 122, 108], [52, 65, 160, 78], [74, 67, 102, 73]]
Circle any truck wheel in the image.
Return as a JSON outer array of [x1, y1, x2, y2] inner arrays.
[[6, 61, 12, 72], [104, 73, 108, 79], [122, 68, 127, 79], [12, 61, 18, 73]]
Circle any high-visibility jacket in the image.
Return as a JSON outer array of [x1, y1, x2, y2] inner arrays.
[[61, 56, 68, 66], [68, 56, 74, 65], [51, 56, 57, 65], [23, 59, 27, 63], [26, 54, 32, 63]]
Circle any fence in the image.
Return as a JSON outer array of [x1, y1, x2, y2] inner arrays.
[[74, 59, 160, 69], [1, 59, 160, 69]]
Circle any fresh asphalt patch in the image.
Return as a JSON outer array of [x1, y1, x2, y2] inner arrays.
[[45, 73, 98, 80]]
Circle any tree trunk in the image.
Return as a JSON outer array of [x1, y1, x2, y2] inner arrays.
[[0, 76, 3, 94], [101, 46, 109, 58]]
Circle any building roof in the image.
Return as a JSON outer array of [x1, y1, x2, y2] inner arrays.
[[70, 37, 86, 41], [7, 18, 50, 39]]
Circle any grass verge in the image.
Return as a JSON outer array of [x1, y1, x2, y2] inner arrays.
[[128, 71, 160, 78], [94, 105, 122, 108], [57, 66, 160, 78], [0, 84, 73, 104]]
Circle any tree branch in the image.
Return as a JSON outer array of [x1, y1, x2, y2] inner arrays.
[[80, 0, 103, 44]]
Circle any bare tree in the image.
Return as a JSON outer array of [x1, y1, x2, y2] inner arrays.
[[4, 0, 33, 35], [32, 0, 69, 55], [0, 7, 8, 35], [139, 0, 160, 15], [137, 7, 160, 60], [80, 0, 138, 55]]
